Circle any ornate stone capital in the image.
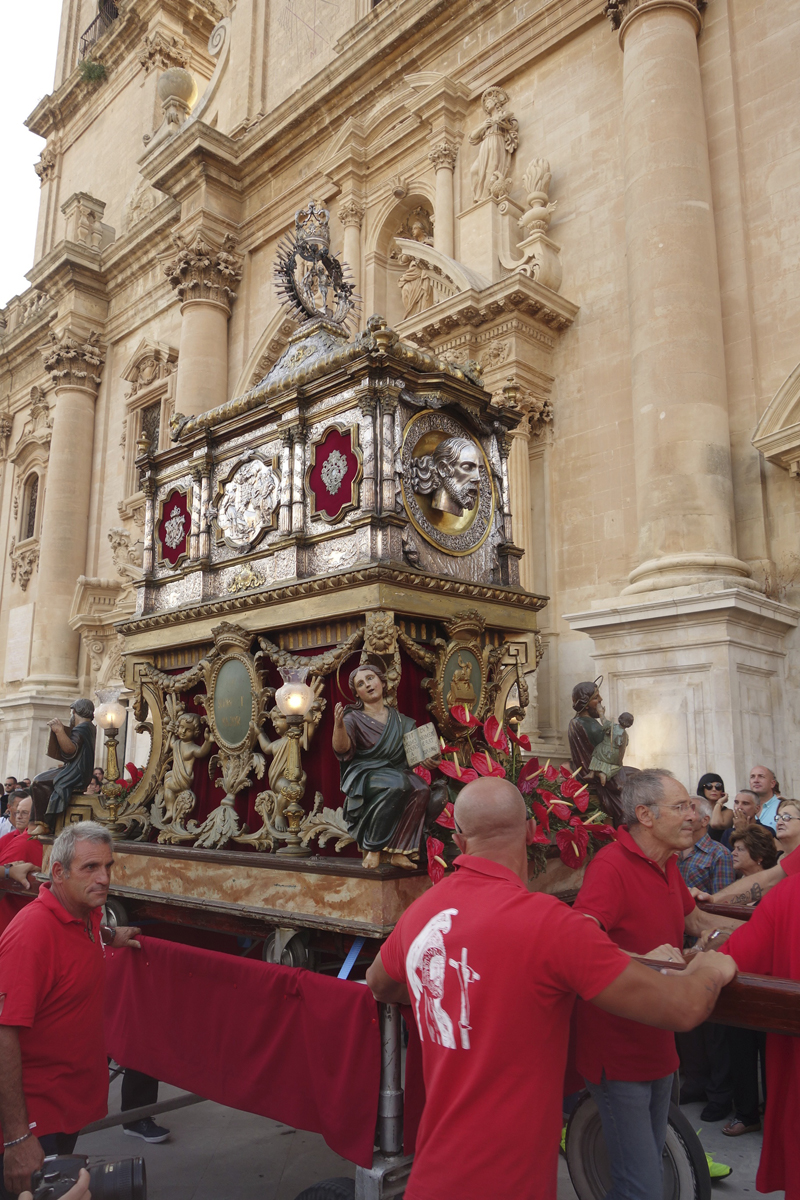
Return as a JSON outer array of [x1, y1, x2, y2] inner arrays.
[[429, 139, 459, 173], [34, 147, 57, 184], [138, 31, 190, 73], [40, 328, 105, 396], [605, 0, 704, 33], [164, 231, 243, 313], [337, 198, 365, 229]]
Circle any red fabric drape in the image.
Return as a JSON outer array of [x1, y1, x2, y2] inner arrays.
[[104, 937, 381, 1166]]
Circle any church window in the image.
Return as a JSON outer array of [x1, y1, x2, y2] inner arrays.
[[23, 475, 38, 541]]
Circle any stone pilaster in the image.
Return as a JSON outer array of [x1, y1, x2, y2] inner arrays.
[[26, 328, 105, 691], [428, 139, 458, 258], [616, 0, 753, 595], [165, 230, 243, 419]]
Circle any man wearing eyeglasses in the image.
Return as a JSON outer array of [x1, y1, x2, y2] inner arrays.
[[574, 769, 744, 1200]]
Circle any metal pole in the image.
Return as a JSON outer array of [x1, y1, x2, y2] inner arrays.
[[378, 1003, 403, 1156]]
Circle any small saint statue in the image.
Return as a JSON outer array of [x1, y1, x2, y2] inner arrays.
[[589, 712, 634, 786], [31, 699, 98, 828], [333, 662, 442, 869], [567, 678, 633, 825]]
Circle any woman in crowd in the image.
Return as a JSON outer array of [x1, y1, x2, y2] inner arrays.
[[775, 797, 800, 860], [730, 825, 780, 880], [698, 773, 732, 841]]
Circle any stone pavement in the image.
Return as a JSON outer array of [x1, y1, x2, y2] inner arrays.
[[75, 1078, 770, 1199]]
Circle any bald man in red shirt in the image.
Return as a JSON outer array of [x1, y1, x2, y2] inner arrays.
[[366, 779, 736, 1200]]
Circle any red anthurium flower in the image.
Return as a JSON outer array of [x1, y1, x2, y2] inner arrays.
[[427, 836, 446, 884], [439, 761, 478, 784], [471, 751, 506, 779], [560, 764, 573, 779], [532, 829, 552, 845], [483, 715, 510, 754], [439, 744, 460, 755], [508, 727, 532, 751], [450, 705, 481, 728], [517, 759, 541, 794], [531, 801, 550, 833], [413, 765, 432, 785], [125, 762, 143, 785], [538, 790, 572, 821], [592, 823, 617, 843], [436, 803, 456, 830], [555, 822, 589, 869], [559, 776, 583, 798], [543, 764, 558, 782]]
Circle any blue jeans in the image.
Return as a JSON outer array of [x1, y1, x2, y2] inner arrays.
[[585, 1072, 673, 1200]]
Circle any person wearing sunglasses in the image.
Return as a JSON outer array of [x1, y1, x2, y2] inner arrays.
[[698, 773, 731, 842]]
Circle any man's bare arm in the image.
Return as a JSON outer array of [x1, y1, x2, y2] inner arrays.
[[591, 951, 736, 1032], [366, 952, 411, 1005], [707, 862, 786, 905], [684, 906, 743, 938], [0, 1025, 44, 1194]]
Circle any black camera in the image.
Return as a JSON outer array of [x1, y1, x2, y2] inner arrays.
[[31, 1154, 146, 1200]]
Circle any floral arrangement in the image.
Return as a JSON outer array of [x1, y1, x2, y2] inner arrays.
[[420, 707, 616, 883], [108, 762, 144, 794]]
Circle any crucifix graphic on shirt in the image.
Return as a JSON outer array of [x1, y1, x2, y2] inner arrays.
[[449, 947, 481, 1049]]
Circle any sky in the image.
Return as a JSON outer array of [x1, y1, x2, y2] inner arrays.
[[0, 1, 63, 306]]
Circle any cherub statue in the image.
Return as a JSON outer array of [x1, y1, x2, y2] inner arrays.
[[332, 662, 442, 870], [163, 713, 212, 821], [251, 676, 325, 830], [589, 712, 634, 786]]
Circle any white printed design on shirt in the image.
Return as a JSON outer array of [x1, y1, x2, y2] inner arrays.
[[406, 909, 481, 1051]]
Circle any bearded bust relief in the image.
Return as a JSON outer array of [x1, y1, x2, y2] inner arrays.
[[401, 414, 495, 556], [408, 436, 481, 517]]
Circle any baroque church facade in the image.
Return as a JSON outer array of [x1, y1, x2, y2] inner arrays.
[[1, 0, 799, 796]]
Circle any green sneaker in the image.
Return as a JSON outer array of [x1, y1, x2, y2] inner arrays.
[[705, 1151, 732, 1179]]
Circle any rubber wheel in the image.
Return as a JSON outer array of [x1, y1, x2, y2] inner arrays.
[[262, 930, 308, 968], [294, 1178, 355, 1200], [565, 1094, 711, 1200], [102, 899, 128, 929]]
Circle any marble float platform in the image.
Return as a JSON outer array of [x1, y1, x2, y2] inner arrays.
[[33, 841, 583, 939]]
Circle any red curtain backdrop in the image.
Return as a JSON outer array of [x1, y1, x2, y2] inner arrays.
[[104, 937, 381, 1166]]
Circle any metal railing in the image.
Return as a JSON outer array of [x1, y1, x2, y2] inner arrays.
[[79, 0, 119, 60]]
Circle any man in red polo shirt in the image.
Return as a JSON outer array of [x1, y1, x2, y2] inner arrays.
[[0, 796, 44, 938], [0, 821, 141, 1198], [575, 769, 744, 1200], [366, 778, 737, 1200]]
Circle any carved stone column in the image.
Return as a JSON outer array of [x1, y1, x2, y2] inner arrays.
[[26, 329, 105, 690], [616, 0, 752, 595], [165, 231, 243, 419], [428, 140, 458, 258], [337, 199, 364, 296]]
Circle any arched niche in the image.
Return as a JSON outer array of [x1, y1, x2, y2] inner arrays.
[[365, 193, 436, 328], [232, 310, 299, 399]]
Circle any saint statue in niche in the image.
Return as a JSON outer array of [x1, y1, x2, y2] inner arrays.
[[469, 86, 519, 203], [409, 436, 481, 517], [446, 653, 477, 710], [333, 662, 443, 869]]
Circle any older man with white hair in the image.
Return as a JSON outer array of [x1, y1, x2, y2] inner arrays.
[[678, 795, 736, 896], [0, 821, 141, 1198]]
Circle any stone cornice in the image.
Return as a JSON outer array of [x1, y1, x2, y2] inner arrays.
[[117, 563, 548, 636], [26, 243, 107, 309], [398, 273, 579, 344]]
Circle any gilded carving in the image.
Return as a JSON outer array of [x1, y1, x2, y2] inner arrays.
[[214, 453, 280, 548]]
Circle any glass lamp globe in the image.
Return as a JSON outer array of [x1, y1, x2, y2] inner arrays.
[[275, 666, 315, 719]]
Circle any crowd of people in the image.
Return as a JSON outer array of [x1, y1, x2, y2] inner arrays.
[[1, 761, 798, 1200]]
